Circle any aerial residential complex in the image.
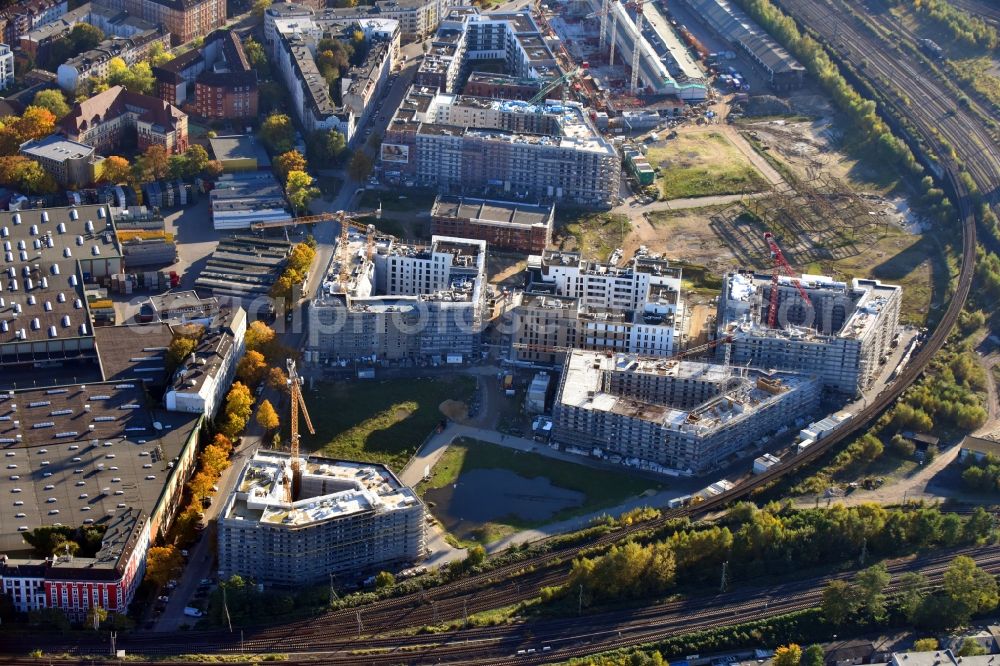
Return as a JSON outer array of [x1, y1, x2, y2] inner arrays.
[[383, 86, 620, 205], [716, 273, 901, 395], [217, 451, 426, 586], [309, 235, 487, 364], [552, 350, 821, 473], [508, 251, 684, 364], [99, 0, 225, 45], [153, 30, 258, 120], [414, 7, 560, 95], [56, 27, 171, 92]]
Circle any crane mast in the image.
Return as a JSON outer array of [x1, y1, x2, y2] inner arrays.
[[285, 358, 315, 502], [630, 0, 644, 94], [763, 232, 812, 329]]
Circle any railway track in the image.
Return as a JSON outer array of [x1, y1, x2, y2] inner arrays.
[[10, 546, 1000, 663], [1, 0, 987, 661]]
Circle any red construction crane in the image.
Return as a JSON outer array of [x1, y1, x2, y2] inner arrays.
[[763, 232, 811, 329]]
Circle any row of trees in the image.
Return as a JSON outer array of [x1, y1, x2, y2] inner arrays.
[[735, 0, 917, 176], [822, 555, 998, 629], [275, 149, 320, 214], [271, 239, 317, 303], [898, 0, 998, 50], [546, 502, 995, 608]]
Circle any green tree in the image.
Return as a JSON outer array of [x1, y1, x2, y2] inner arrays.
[[183, 144, 211, 177], [374, 571, 395, 589], [68, 23, 104, 52], [85, 605, 108, 630], [773, 644, 802, 666], [347, 150, 373, 181], [942, 555, 999, 625], [31, 89, 70, 119], [958, 639, 988, 657], [855, 562, 890, 622], [821, 579, 859, 625], [800, 645, 825, 666], [465, 545, 487, 567], [147, 41, 172, 67], [285, 170, 319, 214], [896, 572, 928, 623], [260, 112, 295, 154], [913, 639, 938, 652], [107, 58, 155, 95]]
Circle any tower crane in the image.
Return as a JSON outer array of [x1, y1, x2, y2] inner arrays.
[[763, 232, 812, 329], [284, 358, 315, 502], [528, 68, 581, 105], [630, 0, 644, 94]]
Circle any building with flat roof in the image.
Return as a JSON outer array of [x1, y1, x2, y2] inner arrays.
[[60, 85, 188, 155], [19, 135, 96, 188], [192, 236, 294, 306], [0, 205, 121, 377], [383, 86, 620, 206], [93, 322, 172, 384], [0, 379, 202, 618], [309, 234, 487, 364], [209, 172, 290, 230], [430, 195, 553, 254], [552, 350, 820, 473], [716, 272, 901, 395], [208, 135, 271, 172], [508, 251, 684, 365], [217, 451, 425, 586], [0, 44, 13, 90], [146, 291, 220, 323]]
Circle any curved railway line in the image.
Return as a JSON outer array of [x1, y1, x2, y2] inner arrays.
[[3, 0, 995, 660]]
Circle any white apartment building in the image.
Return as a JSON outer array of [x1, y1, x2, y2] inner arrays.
[[163, 307, 247, 418], [509, 251, 684, 364], [0, 44, 14, 89]]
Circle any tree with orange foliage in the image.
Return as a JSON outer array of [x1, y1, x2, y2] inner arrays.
[[187, 471, 216, 500], [201, 444, 230, 475], [236, 349, 268, 386], [99, 156, 131, 184]]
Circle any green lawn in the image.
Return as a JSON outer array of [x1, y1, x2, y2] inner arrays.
[[417, 438, 661, 543], [554, 211, 629, 262], [646, 131, 770, 200], [302, 377, 475, 472]]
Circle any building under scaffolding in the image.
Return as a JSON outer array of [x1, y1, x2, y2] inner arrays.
[[552, 350, 820, 473]]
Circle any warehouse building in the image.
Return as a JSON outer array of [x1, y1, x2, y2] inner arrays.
[[716, 272, 901, 395], [193, 236, 293, 305], [309, 235, 487, 364], [430, 195, 553, 254], [508, 251, 683, 365], [217, 451, 425, 586], [0, 205, 121, 380], [678, 0, 805, 90], [0, 380, 202, 617], [209, 172, 290, 231], [383, 86, 620, 206], [552, 350, 820, 473]]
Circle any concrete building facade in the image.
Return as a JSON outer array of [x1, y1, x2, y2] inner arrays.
[[217, 451, 425, 586], [716, 272, 901, 395], [552, 350, 821, 473], [309, 235, 487, 364], [509, 251, 684, 364], [430, 195, 553, 254], [384, 86, 620, 206], [19, 136, 96, 188], [61, 85, 189, 155]]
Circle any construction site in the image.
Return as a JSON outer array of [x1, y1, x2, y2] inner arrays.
[[551, 349, 822, 474]]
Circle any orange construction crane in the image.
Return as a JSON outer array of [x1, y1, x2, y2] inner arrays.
[[763, 232, 811, 329], [285, 358, 315, 502]]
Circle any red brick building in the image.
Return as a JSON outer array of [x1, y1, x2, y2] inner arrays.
[[99, 0, 225, 46], [430, 195, 554, 254], [154, 30, 258, 120]]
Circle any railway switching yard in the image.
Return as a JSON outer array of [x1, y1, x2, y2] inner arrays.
[[0, 0, 999, 662]]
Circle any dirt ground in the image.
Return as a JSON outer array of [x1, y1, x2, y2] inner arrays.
[[440, 399, 469, 421]]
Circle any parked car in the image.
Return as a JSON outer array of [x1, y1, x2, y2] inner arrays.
[[183, 607, 203, 618]]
